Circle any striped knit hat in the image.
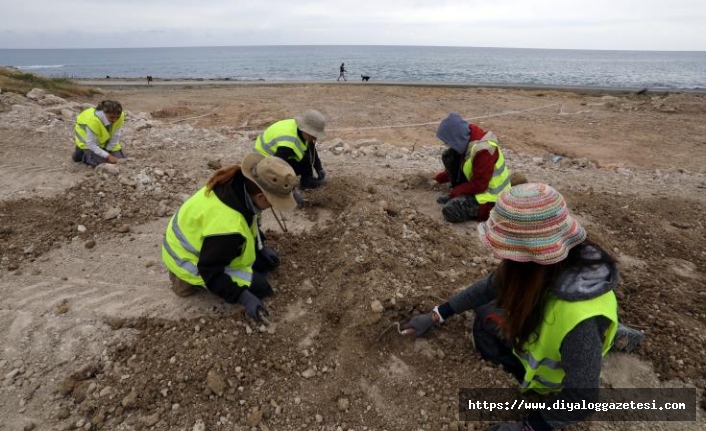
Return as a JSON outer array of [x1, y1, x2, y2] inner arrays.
[[477, 183, 586, 265]]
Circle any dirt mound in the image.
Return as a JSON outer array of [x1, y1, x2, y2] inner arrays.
[[150, 106, 193, 119]]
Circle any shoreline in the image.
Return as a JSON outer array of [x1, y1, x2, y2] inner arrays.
[[74, 78, 706, 95]]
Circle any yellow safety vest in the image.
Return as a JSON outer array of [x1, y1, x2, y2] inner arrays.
[[161, 186, 259, 288], [514, 291, 618, 394], [74, 108, 124, 151], [462, 140, 511, 204], [253, 118, 308, 162]]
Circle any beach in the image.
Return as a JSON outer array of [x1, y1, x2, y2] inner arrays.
[[0, 82, 704, 430]]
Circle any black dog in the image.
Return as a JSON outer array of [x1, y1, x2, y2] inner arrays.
[[361, 74, 370, 82]]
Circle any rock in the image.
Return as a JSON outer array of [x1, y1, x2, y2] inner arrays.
[[57, 407, 70, 420], [104, 207, 121, 220], [122, 389, 138, 408], [301, 368, 316, 379], [116, 224, 131, 233], [84, 239, 96, 249], [370, 300, 384, 313], [207, 159, 222, 170], [338, 397, 350, 411], [26, 88, 46, 100], [206, 369, 226, 396], [23, 421, 36, 431], [141, 412, 160, 427], [192, 419, 206, 431], [77, 224, 87, 233], [95, 163, 120, 176], [315, 414, 323, 423], [248, 409, 263, 427]]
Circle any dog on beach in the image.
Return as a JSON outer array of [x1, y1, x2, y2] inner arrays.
[[361, 74, 370, 82]]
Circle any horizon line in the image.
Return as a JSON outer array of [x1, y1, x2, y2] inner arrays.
[[1, 44, 704, 53]]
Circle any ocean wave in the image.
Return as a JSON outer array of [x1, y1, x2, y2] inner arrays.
[[16, 65, 65, 70]]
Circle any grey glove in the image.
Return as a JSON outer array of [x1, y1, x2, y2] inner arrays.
[[237, 289, 269, 322], [316, 169, 326, 181], [403, 313, 435, 337], [487, 421, 533, 431], [436, 194, 451, 204]]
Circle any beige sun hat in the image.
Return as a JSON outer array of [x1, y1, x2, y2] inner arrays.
[[295, 109, 327, 139], [242, 153, 298, 211]]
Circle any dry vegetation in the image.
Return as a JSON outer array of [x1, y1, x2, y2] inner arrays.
[[0, 67, 101, 98]]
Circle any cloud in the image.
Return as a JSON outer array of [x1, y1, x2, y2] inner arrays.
[[0, 0, 704, 49]]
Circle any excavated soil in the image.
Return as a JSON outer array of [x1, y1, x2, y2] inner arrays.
[[0, 84, 704, 431]]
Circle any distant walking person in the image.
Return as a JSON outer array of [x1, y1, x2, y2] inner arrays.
[[72, 100, 127, 167], [337, 63, 347, 82]]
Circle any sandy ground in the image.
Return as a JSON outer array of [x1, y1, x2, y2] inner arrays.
[[0, 83, 704, 431]]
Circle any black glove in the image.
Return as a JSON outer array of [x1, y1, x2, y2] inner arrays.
[[316, 169, 326, 181], [487, 421, 534, 431], [259, 246, 280, 270], [237, 289, 269, 322], [403, 313, 435, 337]]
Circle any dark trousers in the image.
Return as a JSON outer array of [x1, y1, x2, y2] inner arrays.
[[72, 147, 125, 168], [440, 147, 483, 223], [169, 247, 279, 300], [472, 303, 525, 382]]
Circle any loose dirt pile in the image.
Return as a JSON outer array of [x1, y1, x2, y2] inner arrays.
[[0, 85, 704, 431]]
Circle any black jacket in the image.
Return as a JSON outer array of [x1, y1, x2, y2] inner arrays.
[[197, 170, 260, 303]]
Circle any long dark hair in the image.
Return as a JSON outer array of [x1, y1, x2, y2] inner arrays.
[[495, 239, 614, 350], [205, 165, 260, 196]]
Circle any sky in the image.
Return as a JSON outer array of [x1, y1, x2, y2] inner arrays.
[[0, 0, 704, 51]]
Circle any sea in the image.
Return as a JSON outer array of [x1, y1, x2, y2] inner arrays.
[[1, 45, 704, 91]]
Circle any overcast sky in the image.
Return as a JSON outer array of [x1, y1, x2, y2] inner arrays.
[[1, 0, 704, 50]]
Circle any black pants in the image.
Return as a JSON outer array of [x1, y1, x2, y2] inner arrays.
[[472, 303, 525, 382]]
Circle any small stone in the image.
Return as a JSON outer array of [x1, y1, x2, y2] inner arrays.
[[338, 397, 350, 411], [23, 421, 36, 431], [315, 414, 323, 423], [116, 224, 131, 233], [192, 419, 206, 431], [77, 225, 87, 233], [248, 409, 263, 427], [301, 368, 316, 379], [84, 239, 96, 249], [57, 407, 70, 420], [370, 300, 384, 313], [206, 369, 226, 396]]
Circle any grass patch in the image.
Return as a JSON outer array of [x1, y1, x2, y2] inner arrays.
[[0, 67, 101, 98]]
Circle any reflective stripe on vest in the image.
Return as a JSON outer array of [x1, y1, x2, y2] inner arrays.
[[74, 108, 124, 150], [161, 186, 257, 287], [253, 118, 307, 161], [462, 140, 511, 204], [514, 290, 618, 394]]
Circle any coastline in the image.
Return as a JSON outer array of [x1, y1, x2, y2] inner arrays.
[[74, 78, 706, 95]]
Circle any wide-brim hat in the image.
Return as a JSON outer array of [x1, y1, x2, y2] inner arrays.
[[242, 153, 298, 211], [477, 183, 586, 265], [295, 109, 327, 139]]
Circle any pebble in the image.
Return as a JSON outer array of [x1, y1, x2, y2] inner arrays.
[[338, 397, 350, 411], [84, 239, 96, 249]]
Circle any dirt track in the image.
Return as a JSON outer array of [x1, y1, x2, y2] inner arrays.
[[0, 84, 704, 431]]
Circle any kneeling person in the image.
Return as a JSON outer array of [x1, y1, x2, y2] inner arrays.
[[162, 154, 297, 322], [253, 109, 327, 192], [434, 113, 511, 222], [72, 100, 127, 167]]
